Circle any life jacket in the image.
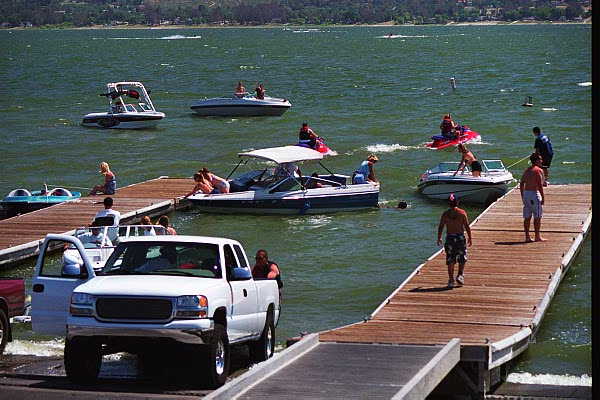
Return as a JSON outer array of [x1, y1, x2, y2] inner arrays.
[[441, 119, 454, 133], [261, 261, 283, 289], [299, 128, 312, 141]]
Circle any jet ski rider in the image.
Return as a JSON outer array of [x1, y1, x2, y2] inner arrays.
[[440, 114, 458, 139], [298, 123, 319, 150]]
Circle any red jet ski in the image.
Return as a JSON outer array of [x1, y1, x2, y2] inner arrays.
[[425, 125, 481, 150], [297, 137, 336, 155]]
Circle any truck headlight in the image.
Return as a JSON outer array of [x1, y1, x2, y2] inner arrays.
[[71, 292, 95, 305], [175, 295, 208, 318], [70, 293, 95, 317]]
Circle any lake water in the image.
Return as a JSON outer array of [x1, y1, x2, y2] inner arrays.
[[0, 24, 591, 385]]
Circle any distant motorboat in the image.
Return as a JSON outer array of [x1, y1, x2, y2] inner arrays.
[[190, 93, 291, 117], [417, 160, 514, 205], [82, 81, 165, 129], [1, 186, 81, 218]]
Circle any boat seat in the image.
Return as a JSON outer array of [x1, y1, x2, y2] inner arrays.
[[49, 188, 72, 197], [8, 188, 32, 197], [93, 216, 116, 226]]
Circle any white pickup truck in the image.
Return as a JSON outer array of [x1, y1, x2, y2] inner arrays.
[[31, 234, 281, 387]]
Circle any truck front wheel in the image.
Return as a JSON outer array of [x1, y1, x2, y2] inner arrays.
[[64, 337, 102, 384], [250, 312, 275, 363], [205, 323, 230, 388], [0, 309, 9, 354]]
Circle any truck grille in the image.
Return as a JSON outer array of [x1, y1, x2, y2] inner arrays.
[[96, 297, 173, 320]]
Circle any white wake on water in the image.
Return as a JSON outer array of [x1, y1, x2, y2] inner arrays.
[[507, 372, 592, 386], [577, 82, 592, 87], [365, 144, 421, 153], [5, 339, 64, 356], [107, 35, 201, 40]]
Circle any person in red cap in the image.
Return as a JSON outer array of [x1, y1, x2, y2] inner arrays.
[[437, 193, 472, 288]]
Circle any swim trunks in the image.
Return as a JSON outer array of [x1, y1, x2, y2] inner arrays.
[[444, 233, 467, 265], [522, 190, 543, 219], [541, 155, 552, 169], [470, 160, 482, 172]]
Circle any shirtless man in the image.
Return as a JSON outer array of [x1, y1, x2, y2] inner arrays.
[[437, 194, 472, 288], [519, 153, 546, 242]]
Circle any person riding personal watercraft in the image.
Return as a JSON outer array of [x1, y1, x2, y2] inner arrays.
[[296, 122, 336, 155], [440, 114, 458, 139]]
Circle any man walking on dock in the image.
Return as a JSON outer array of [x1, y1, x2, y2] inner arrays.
[[532, 126, 553, 186], [520, 153, 546, 242], [437, 194, 472, 288]]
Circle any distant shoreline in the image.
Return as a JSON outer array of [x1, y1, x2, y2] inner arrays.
[[3, 20, 591, 30]]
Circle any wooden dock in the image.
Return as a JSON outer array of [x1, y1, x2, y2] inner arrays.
[[0, 177, 193, 268], [208, 184, 592, 399]]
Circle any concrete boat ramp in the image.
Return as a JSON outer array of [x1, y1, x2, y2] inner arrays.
[[0, 184, 592, 399]]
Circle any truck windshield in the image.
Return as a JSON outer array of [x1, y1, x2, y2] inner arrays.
[[100, 242, 221, 278]]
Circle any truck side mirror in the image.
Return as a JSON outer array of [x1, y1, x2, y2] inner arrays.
[[61, 263, 87, 279], [230, 267, 252, 281]]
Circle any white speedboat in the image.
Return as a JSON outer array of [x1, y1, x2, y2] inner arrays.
[[190, 93, 291, 116], [417, 160, 514, 205], [187, 146, 379, 214], [82, 82, 165, 129]]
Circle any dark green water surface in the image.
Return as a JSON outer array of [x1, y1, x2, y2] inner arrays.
[[0, 25, 591, 379]]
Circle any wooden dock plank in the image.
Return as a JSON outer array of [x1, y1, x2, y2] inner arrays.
[[319, 184, 591, 361], [320, 320, 523, 345]]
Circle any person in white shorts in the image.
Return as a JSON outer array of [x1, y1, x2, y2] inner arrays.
[[519, 153, 546, 242]]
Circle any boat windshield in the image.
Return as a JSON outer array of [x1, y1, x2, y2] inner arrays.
[[101, 242, 221, 278], [482, 160, 506, 172], [430, 162, 465, 174]]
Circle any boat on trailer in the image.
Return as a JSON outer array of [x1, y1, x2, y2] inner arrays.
[[1, 186, 81, 218], [417, 160, 514, 205], [187, 145, 379, 214], [64, 224, 167, 271], [190, 93, 291, 117], [82, 81, 165, 129]]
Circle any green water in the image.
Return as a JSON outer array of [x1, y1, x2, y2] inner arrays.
[[0, 25, 591, 378]]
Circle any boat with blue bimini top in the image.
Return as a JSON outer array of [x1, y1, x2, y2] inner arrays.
[[190, 93, 291, 117], [1, 186, 81, 218], [187, 145, 379, 214], [417, 160, 515, 205], [82, 82, 165, 129]]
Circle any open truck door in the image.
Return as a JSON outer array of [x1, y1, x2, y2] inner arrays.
[[31, 234, 96, 336]]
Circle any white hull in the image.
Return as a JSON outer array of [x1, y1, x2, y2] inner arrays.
[[418, 181, 510, 204], [189, 184, 379, 215], [82, 112, 165, 129], [417, 160, 514, 204], [190, 96, 291, 117]]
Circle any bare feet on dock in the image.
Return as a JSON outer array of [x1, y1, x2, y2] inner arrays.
[[525, 237, 533, 243], [535, 236, 547, 242]]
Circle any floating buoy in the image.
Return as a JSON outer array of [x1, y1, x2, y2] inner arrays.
[[449, 76, 456, 90], [522, 96, 533, 107]]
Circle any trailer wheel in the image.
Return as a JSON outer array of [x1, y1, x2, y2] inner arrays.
[[0, 309, 9, 354], [64, 337, 102, 384], [205, 323, 230, 388], [250, 311, 275, 363]]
